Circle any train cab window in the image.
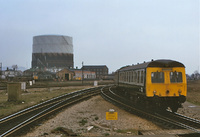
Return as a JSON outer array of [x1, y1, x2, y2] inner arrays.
[[151, 72, 164, 83], [170, 72, 182, 83]]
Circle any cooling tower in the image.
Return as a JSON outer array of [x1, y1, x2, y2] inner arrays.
[[31, 35, 74, 69]]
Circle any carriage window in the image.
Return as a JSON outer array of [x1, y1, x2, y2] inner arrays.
[[125, 72, 127, 82], [137, 71, 140, 83], [170, 72, 182, 83], [132, 71, 134, 82], [120, 73, 122, 81], [133, 71, 137, 82], [126, 72, 128, 82], [151, 72, 164, 83], [129, 72, 131, 82], [141, 71, 144, 83], [123, 72, 125, 81]]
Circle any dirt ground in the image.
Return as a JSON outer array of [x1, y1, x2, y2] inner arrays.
[[23, 96, 161, 137], [178, 102, 200, 120], [23, 96, 200, 137], [177, 80, 200, 120]]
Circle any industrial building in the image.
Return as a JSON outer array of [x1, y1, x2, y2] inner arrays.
[[1, 67, 23, 81], [56, 68, 74, 81], [32, 35, 74, 71], [55, 68, 96, 81], [72, 69, 96, 80], [81, 65, 108, 79]]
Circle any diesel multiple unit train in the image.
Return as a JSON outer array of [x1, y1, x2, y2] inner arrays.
[[115, 59, 187, 112]]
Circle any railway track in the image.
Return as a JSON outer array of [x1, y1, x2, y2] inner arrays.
[[101, 86, 200, 135], [0, 86, 103, 137], [161, 110, 200, 133]]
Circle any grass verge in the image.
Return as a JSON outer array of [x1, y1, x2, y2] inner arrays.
[[116, 129, 138, 135], [0, 86, 90, 118], [187, 80, 200, 105]]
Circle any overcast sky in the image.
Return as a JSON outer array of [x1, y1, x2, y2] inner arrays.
[[0, 0, 199, 74]]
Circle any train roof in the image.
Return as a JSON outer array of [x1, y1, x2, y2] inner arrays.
[[118, 59, 185, 72]]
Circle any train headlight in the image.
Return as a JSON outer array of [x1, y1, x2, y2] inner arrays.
[[178, 90, 182, 95]]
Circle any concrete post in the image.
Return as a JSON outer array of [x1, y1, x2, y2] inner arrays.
[[21, 82, 26, 92], [94, 81, 98, 86], [7, 82, 21, 102]]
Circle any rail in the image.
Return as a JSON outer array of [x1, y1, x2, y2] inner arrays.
[[101, 86, 200, 135], [0, 86, 103, 137]]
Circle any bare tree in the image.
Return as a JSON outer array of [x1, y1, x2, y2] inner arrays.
[[191, 70, 200, 80], [12, 65, 18, 71]]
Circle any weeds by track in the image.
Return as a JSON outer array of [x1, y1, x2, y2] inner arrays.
[[0, 86, 104, 137]]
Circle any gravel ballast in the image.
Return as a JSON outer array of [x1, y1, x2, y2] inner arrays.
[[23, 95, 161, 136]]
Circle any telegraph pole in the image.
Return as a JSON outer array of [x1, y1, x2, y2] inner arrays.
[[82, 61, 84, 85], [0, 62, 2, 75]]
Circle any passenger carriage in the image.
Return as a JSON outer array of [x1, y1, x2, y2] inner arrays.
[[115, 59, 187, 112]]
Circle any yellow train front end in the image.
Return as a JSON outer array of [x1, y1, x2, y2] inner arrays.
[[146, 67, 187, 112]]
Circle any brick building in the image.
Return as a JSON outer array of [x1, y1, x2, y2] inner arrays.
[[81, 65, 108, 79]]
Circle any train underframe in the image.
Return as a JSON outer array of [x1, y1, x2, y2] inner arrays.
[[116, 86, 186, 112]]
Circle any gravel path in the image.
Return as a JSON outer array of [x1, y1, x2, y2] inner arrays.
[[23, 96, 161, 137]]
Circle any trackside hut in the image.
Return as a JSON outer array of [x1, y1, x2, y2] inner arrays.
[[56, 68, 74, 81]]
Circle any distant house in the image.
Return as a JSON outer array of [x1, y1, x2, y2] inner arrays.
[[81, 65, 108, 79], [2, 68, 22, 80], [56, 68, 74, 81]]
